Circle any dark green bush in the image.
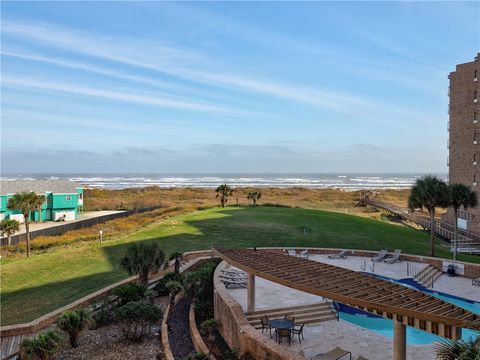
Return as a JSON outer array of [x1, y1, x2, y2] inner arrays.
[[91, 296, 115, 329], [114, 301, 162, 341], [20, 329, 63, 360], [113, 283, 148, 306], [154, 272, 183, 296], [184, 352, 209, 360]]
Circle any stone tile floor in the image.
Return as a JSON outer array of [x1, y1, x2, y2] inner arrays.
[[225, 254, 480, 359]]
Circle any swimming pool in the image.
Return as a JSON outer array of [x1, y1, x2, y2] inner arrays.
[[337, 275, 480, 345]]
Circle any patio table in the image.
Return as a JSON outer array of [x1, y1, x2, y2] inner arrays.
[[269, 319, 294, 330]]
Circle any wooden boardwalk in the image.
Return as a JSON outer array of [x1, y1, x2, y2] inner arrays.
[[1, 334, 29, 360], [362, 198, 480, 253]]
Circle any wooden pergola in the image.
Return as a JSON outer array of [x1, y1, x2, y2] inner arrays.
[[213, 247, 480, 360]]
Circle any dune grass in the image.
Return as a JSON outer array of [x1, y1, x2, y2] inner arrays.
[[1, 206, 477, 325]]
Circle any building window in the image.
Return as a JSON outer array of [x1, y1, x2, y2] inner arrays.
[[66, 195, 72, 201], [79, 193, 83, 200]]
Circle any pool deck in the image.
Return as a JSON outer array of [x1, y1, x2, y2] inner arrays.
[[225, 254, 479, 360]]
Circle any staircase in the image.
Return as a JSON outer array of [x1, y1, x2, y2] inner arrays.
[[414, 265, 443, 288], [246, 302, 337, 329], [452, 239, 480, 254]]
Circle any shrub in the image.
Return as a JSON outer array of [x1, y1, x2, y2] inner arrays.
[[57, 309, 92, 348], [114, 301, 162, 341], [112, 283, 149, 306], [20, 329, 63, 360], [185, 352, 209, 360], [154, 272, 182, 296]]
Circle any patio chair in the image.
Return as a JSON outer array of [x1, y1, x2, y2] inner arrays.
[[291, 323, 305, 343], [371, 249, 388, 262], [284, 313, 295, 322], [473, 277, 480, 286], [287, 249, 298, 257], [384, 249, 402, 264], [299, 249, 309, 259], [328, 250, 348, 259], [221, 278, 247, 288], [308, 347, 352, 360], [260, 315, 272, 337], [275, 328, 291, 345]]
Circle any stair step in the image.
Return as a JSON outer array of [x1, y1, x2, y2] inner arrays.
[[248, 309, 335, 324], [246, 305, 332, 320], [246, 302, 328, 317], [251, 314, 336, 329]]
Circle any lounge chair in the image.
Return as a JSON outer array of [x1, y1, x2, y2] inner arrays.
[[473, 277, 480, 286], [308, 347, 352, 360], [299, 249, 309, 259], [221, 278, 247, 288], [221, 270, 247, 278], [328, 250, 348, 259], [287, 249, 298, 257], [384, 249, 402, 264], [371, 249, 388, 262]]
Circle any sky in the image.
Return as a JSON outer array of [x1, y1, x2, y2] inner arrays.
[[1, 1, 479, 174]]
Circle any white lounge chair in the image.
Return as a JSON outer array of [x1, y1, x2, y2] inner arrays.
[[371, 249, 388, 262], [328, 250, 348, 259], [221, 278, 247, 288], [384, 249, 402, 264], [287, 249, 298, 257], [299, 249, 309, 259]]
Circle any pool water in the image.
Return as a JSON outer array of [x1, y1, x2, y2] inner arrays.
[[338, 277, 480, 345]]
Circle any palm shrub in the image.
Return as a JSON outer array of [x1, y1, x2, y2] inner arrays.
[[120, 242, 166, 285], [20, 329, 63, 360], [0, 218, 20, 245], [154, 272, 183, 296], [169, 251, 183, 274], [91, 296, 115, 329], [7, 192, 45, 257], [113, 283, 149, 306], [165, 280, 183, 324], [247, 191, 261, 207], [57, 309, 92, 348], [408, 175, 450, 257], [200, 319, 218, 356], [215, 184, 233, 208], [436, 337, 479, 359], [448, 183, 478, 261], [114, 301, 162, 341]]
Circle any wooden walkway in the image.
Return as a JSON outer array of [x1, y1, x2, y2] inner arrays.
[[362, 198, 480, 253], [1, 334, 29, 360]]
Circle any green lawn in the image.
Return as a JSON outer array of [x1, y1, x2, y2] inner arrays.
[[1, 206, 478, 325]]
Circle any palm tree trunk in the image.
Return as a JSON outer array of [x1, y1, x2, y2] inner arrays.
[[24, 213, 30, 258], [453, 208, 458, 262], [7, 235, 12, 246], [429, 209, 435, 257]]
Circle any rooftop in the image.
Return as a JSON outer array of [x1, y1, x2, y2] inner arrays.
[[0, 180, 81, 195]]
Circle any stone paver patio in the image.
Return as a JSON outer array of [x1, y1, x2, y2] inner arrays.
[[225, 253, 479, 360]]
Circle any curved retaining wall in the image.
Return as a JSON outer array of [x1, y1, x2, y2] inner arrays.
[[189, 303, 217, 359]]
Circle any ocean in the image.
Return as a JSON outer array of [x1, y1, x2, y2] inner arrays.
[[1, 174, 447, 191]]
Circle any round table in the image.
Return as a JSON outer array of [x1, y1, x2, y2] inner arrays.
[[269, 319, 294, 330]]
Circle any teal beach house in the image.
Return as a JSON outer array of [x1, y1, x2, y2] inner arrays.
[[0, 180, 84, 222]]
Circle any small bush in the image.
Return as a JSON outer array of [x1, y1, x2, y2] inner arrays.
[[20, 329, 63, 360], [112, 283, 149, 306], [57, 309, 92, 348], [185, 352, 209, 360], [154, 272, 183, 296], [114, 301, 162, 341]]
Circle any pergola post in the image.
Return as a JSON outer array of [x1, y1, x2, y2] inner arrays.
[[394, 317, 406, 360], [247, 273, 255, 312]]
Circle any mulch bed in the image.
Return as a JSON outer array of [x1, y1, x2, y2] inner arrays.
[[56, 324, 162, 360], [168, 297, 196, 360]]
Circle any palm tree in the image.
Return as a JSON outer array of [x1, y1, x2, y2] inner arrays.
[[57, 309, 92, 348], [120, 242, 166, 285], [448, 183, 478, 262], [408, 175, 450, 257], [247, 191, 261, 207], [169, 251, 183, 274], [436, 337, 479, 359], [0, 218, 20, 246], [215, 184, 233, 208], [165, 280, 183, 325], [7, 192, 44, 257], [34, 194, 46, 222]]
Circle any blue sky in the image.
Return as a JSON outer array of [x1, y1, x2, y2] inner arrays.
[[1, 1, 479, 174]]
